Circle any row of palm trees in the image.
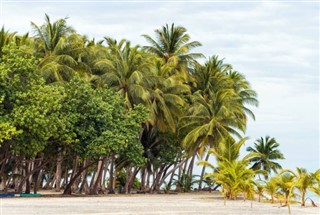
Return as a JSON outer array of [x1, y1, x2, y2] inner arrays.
[[197, 135, 319, 212], [0, 14, 314, 200]]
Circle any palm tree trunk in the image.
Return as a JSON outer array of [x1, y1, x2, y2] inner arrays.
[[159, 157, 188, 189], [301, 191, 306, 206], [198, 153, 210, 190], [90, 156, 105, 195], [140, 168, 146, 192], [128, 167, 139, 193]]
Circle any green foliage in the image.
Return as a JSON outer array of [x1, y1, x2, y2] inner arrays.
[[311, 169, 320, 197], [12, 84, 68, 156], [214, 159, 255, 199], [174, 170, 199, 192], [246, 136, 285, 179], [63, 77, 147, 164], [0, 121, 21, 144], [0, 18, 266, 195]]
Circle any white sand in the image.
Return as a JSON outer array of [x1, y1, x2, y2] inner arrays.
[[1, 192, 319, 215]]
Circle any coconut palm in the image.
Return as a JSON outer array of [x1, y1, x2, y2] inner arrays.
[[192, 56, 232, 96], [31, 14, 81, 83], [212, 159, 256, 200], [142, 23, 203, 65], [31, 14, 75, 56], [311, 169, 320, 197], [180, 88, 245, 157], [246, 136, 285, 179], [296, 168, 315, 206], [0, 27, 16, 57], [227, 70, 258, 121], [94, 38, 151, 108], [284, 167, 315, 206], [276, 172, 296, 205], [145, 57, 190, 132], [182, 56, 258, 156], [254, 182, 265, 202], [264, 177, 278, 203]]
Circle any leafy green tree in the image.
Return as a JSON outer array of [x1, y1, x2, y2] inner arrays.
[[62, 77, 147, 194], [246, 136, 285, 179]]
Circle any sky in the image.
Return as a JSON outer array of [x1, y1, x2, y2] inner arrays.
[[1, 0, 319, 172]]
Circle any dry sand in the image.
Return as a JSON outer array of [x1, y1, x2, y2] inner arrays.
[[1, 192, 319, 215]]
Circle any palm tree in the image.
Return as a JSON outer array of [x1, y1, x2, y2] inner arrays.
[[31, 14, 80, 83], [227, 70, 258, 121], [0, 27, 16, 57], [284, 167, 315, 206], [246, 136, 285, 179], [264, 177, 278, 203], [311, 169, 320, 197], [296, 167, 314, 206], [275, 172, 296, 214], [182, 56, 258, 155], [192, 56, 232, 96], [212, 159, 256, 200], [142, 23, 203, 65], [145, 57, 190, 132], [31, 14, 75, 56], [94, 38, 151, 108], [180, 88, 245, 157]]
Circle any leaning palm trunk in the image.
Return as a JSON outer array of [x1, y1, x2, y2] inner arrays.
[[198, 153, 210, 190], [90, 156, 105, 195]]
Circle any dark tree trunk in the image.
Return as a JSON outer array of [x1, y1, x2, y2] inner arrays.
[[63, 160, 96, 195], [90, 157, 105, 195]]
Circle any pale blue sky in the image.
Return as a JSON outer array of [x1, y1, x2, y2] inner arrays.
[[1, 1, 319, 171]]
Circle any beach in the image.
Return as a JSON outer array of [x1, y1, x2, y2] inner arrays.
[[1, 192, 319, 215]]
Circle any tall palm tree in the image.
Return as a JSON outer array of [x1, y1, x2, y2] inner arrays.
[[182, 56, 258, 157], [142, 23, 204, 64], [93, 38, 151, 109], [246, 136, 285, 179], [31, 14, 80, 83], [145, 58, 190, 132], [0, 27, 16, 57], [227, 70, 258, 120], [31, 14, 75, 56]]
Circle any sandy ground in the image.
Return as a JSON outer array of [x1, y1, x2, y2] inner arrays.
[[1, 192, 319, 215]]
